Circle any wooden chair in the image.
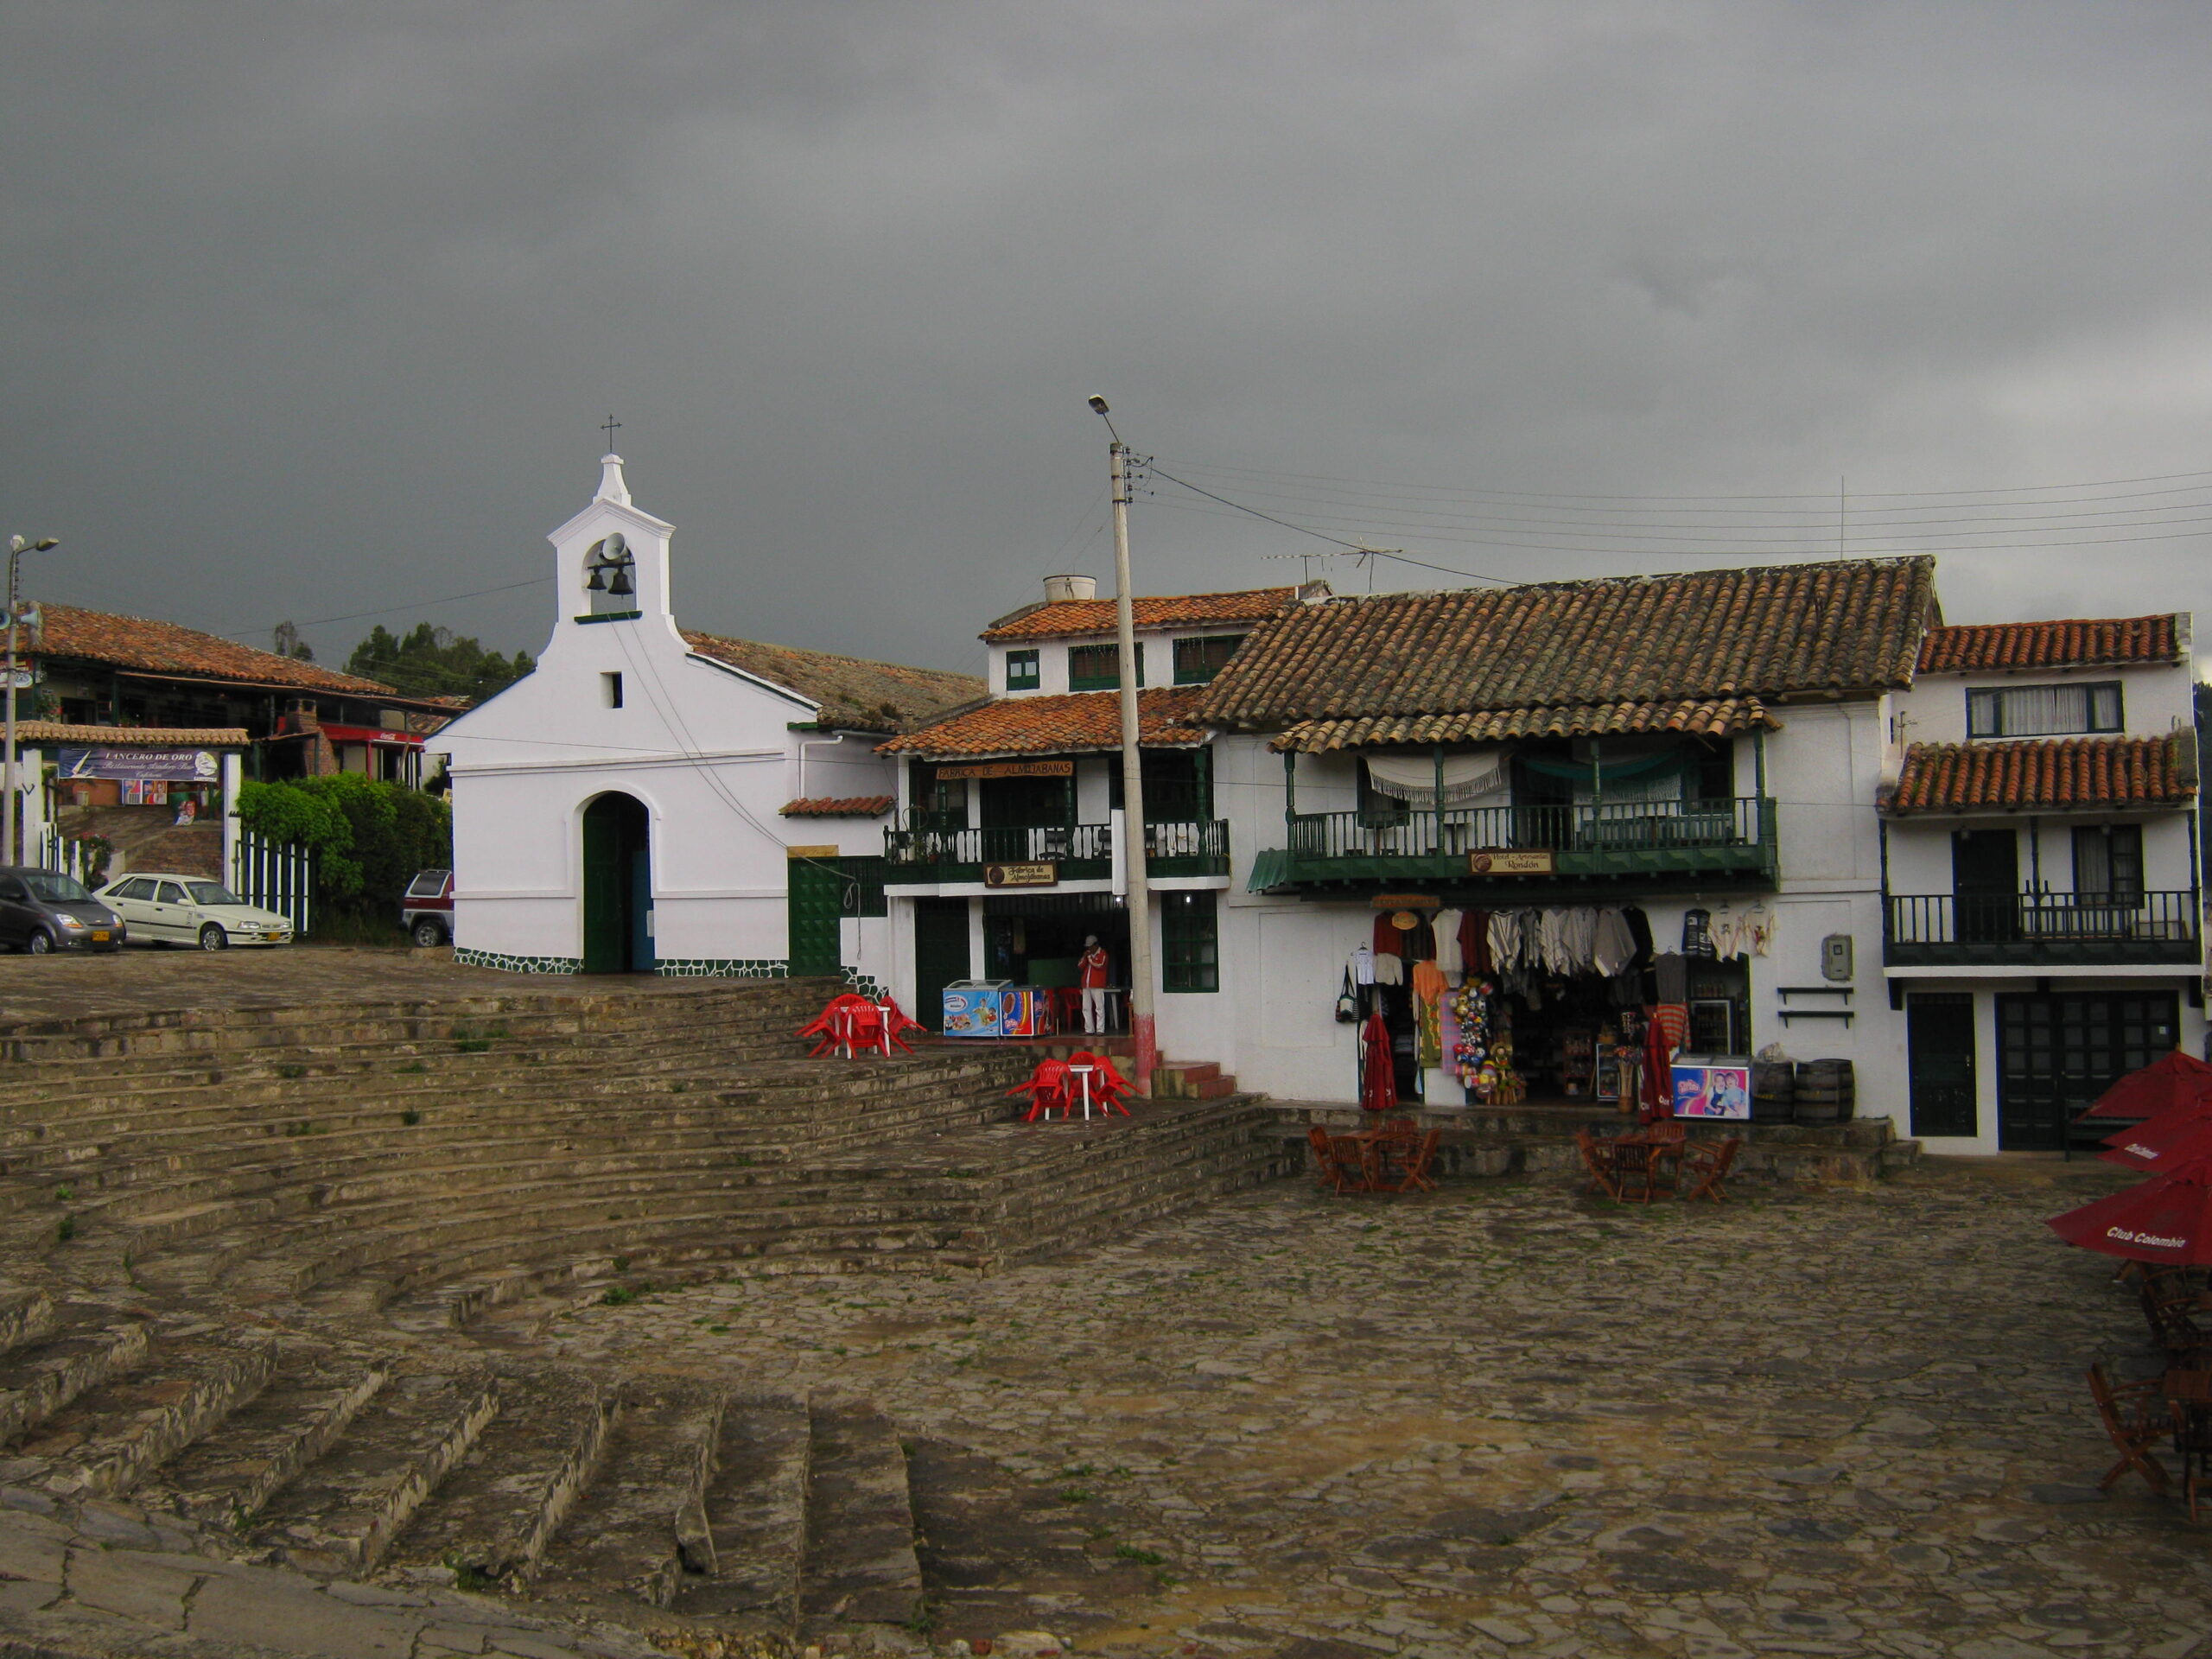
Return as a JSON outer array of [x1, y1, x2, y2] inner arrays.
[[2088, 1361, 2171, 1495], [1307, 1124, 1365, 1194], [1574, 1129, 1624, 1201], [1643, 1121, 1688, 1190], [2144, 1285, 2212, 1365], [2166, 1370, 2212, 1522], [1384, 1127, 1442, 1192], [1678, 1135, 1742, 1204]]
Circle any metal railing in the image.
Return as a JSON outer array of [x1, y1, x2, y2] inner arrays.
[[883, 816, 1228, 879], [232, 830, 314, 936], [1287, 797, 1772, 861], [1885, 890, 2201, 964]]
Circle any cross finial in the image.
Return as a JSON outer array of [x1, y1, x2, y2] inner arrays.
[[600, 414, 621, 452]]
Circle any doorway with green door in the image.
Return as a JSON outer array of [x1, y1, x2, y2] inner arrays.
[[582, 791, 653, 974]]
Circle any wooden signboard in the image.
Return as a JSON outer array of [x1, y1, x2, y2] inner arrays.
[[983, 861, 1059, 888], [785, 844, 839, 859], [934, 760, 1074, 779], [1370, 893, 1440, 911], [1467, 849, 1554, 875]]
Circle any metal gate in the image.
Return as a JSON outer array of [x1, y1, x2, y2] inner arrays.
[[232, 830, 313, 936], [1906, 992, 1977, 1138]]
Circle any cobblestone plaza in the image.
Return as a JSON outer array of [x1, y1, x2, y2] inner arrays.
[[529, 1166, 2212, 1658]]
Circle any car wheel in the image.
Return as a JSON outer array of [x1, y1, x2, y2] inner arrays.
[[198, 925, 228, 952], [411, 918, 448, 949], [25, 931, 52, 957]]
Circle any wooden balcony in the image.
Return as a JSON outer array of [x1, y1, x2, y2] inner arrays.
[[1884, 890, 2203, 969], [1251, 798, 1778, 893], [881, 817, 1229, 886]]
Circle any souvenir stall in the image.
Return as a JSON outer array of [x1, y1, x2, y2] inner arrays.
[[1339, 896, 1773, 1114]]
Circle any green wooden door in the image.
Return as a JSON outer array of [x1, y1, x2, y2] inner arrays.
[[787, 857, 844, 978], [912, 898, 970, 1032], [582, 793, 649, 973], [1906, 993, 1977, 1138]]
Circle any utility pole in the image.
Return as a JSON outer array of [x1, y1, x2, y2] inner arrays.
[[3, 537, 56, 868], [1089, 396, 1158, 1094]]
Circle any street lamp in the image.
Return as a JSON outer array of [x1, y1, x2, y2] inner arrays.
[[4, 536, 58, 868]]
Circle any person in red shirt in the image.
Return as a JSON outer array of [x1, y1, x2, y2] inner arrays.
[[1077, 935, 1112, 1033]]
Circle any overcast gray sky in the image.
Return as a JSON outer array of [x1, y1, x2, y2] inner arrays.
[[6, 3, 2212, 676]]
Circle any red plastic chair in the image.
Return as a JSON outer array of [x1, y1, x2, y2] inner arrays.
[[1065, 1050, 1134, 1116], [1008, 1058, 1075, 1121], [798, 993, 880, 1058], [871, 997, 924, 1055]]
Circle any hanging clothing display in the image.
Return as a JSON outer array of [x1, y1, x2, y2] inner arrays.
[[1681, 908, 1715, 958], [1461, 908, 1492, 976], [1402, 917, 1438, 963], [1591, 908, 1637, 979], [1360, 1011, 1398, 1113], [1373, 954, 1404, 987], [1347, 944, 1376, 986], [1411, 960, 1447, 1067], [1373, 915, 1404, 957], [1433, 908, 1464, 976], [1652, 951, 1688, 1004]]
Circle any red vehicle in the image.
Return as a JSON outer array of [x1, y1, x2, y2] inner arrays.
[[404, 868, 454, 947]]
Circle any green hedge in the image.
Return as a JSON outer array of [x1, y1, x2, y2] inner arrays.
[[236, 776, 451, 933]]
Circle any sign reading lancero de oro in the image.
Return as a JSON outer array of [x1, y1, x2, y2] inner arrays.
[[1467, 849, 1554, 875], [58, 747, 221, 783], [983, 862, 1058, 888]]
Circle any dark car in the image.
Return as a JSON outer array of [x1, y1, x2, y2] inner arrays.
[[404, 868, 454, 948], [0, 866, 125, 954]]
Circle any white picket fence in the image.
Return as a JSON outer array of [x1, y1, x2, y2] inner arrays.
[[232, 830, 313, 936], [36, 827, 98, 887]]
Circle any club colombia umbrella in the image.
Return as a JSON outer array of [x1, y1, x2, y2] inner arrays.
[[2074, 1050, 2212, 1122], [2048, 1162, 2212, 1265], [2099, 1106, 2212, 1173]]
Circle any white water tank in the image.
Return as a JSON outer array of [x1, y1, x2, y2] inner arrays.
[[1042, 574, 1098, 602]]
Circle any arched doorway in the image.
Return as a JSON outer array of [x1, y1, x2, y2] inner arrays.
[[582, 792, 653, 973]]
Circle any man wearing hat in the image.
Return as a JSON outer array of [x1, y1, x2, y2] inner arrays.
[[1077, 934, 1112, 1034]]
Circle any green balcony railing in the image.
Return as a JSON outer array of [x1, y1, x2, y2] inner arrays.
[[1884, 890, 2202, 968], [883, 816, 1228, 884], [1269, 797, 1777, 885]]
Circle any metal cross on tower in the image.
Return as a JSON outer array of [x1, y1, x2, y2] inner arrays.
[[601, 414, 621, 451]]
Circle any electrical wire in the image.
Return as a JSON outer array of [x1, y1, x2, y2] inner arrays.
[[217, 576, 551, 642]]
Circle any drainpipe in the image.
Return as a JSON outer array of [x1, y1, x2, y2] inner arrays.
[[796, 730, 849, 802], [1282, 747, 1296, 832]]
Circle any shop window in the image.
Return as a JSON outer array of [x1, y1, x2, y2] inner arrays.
[[1069, 642, 1142, 691], [1173, 634, 1245, 685], [1967, 681, 2121, 739], [2072, 823, 2144, 901], [1004, 649, 1039, 691], [1161, 890, 1218, 992]]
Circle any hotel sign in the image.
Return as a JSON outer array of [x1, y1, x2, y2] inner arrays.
[[1468, 849, 1554, 875], [983, 861, 1059, 888]]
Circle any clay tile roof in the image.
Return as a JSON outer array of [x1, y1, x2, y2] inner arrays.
[[1917, 614, 2183, 674], [981, 588, 1299, 643], [681, 631, 982, 734], [1196, 558, 1938, 733], [37, 603, 401, 696], [1885, 736, 2197, 815], [16, 721, 249, 747], [879, 687, 1209, 760], [779, 796, 896, 817], [1275, 696, 1781, 753]]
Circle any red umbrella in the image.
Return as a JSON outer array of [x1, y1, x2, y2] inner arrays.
[[2074, 1051, 2212, 1122], [2048, 1168, 2212, 1265], [1359, 1011, 1398, 1114], [2100, 1108, 2212, 1172]]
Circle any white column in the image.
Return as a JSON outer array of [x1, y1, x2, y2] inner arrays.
[[221, 753, 243, 887]]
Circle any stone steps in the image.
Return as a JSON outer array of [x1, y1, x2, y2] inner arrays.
[[798, 1399, 924, 1636], [530, 1379, 724, 1611]]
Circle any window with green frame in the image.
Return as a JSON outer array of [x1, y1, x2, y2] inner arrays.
[[1160, 890, 1218, 992], [839, 855, 888, 918], [1068, 641, 1143, 690], [1173, 633, 1246, 684], [1004, 648, 1039, 690]]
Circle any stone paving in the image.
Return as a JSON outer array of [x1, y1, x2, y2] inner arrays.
[[521, 1160, 2212, 1659]]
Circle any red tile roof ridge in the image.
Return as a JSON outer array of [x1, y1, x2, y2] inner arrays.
[[1885, 734, 2196, 815], [879, 686, 1209, 759], [1917, 614, 2183, 674], [37, 601, 402, 696], [981, 587, 1300, 642]]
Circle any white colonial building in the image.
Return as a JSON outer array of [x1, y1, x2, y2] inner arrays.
[[433, 454, 978, 982]]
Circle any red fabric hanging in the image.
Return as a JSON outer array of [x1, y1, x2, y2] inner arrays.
[[1642, 1003, 1689, 1119], [1461, 908, 1492, 976], [1373, 915, 1404, 957], [1361, 1011, 1398, 1113]]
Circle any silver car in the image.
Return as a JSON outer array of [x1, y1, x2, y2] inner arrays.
[[97, 874, 295, 950]]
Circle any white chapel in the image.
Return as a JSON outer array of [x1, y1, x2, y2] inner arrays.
[[432, 453, 980, 983]]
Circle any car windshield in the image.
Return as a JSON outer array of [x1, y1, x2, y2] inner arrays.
[[22, 873, 92, 904], [186, 882, 246, 906]]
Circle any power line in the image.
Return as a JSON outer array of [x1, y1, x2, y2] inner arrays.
[[218, 576, 551, 642]]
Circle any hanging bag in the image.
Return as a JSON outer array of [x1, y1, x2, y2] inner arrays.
[[1334, 968, 1359, 1023]]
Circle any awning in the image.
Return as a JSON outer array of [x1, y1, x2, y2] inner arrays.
[[1272, 696, 1779, 753]]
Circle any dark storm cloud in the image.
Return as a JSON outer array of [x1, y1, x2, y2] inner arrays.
[[5, 3, 2212, 674]]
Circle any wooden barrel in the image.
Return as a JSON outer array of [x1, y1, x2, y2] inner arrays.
[[1793, 1059, 1855, 1124], [1751, 1061, 1796, 1124]]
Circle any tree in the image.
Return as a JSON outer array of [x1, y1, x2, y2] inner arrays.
[[236, 775, 453, 935], [271, 621, 313, 661], [345, 622, 533, 702]]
